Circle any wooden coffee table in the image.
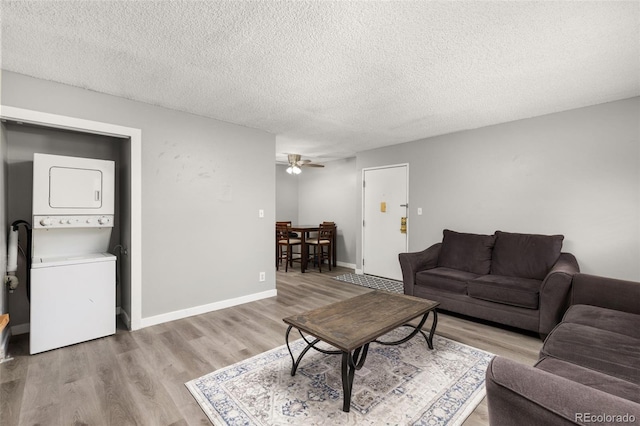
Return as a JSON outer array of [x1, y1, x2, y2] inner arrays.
[[282, 291, 439, 412]]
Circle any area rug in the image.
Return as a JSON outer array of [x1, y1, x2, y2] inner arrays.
[[185, 328, 494, 425], [334, 273, 403, 294]]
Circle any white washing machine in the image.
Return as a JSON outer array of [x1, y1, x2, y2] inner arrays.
[[30, 154, 116, 354], [30, 254, 115, 354]]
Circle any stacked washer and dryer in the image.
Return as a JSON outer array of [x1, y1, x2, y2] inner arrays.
[[30, 153, 116, 354]]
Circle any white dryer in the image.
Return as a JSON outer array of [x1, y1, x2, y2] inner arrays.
[[30, 154, 116, 354]]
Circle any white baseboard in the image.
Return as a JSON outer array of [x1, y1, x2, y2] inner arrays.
[[140, 289, 278, 329], [355, 268, 364, 275], [336, 261, 356, 270], [8, 291, 277, 336]]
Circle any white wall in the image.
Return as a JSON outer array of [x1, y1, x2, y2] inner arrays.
[[2, 71, 276, 322], [357, 97, 640, 281], [297, 157, 358, 266]]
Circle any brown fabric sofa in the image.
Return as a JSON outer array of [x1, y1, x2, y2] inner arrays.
[[486, 273, 640, 425], [399, 229, 579, 336]]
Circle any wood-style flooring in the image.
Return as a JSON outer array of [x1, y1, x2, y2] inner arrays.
[[0, 267, 542, 425]]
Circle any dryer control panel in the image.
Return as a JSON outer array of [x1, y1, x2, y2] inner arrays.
[[33, 215, 114, 229]]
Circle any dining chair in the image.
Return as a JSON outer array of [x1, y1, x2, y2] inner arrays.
[[276, 223, 301, 272], [275, 222, 290, 267], [322, 221, 336, 268], [305, 223, 334, 272]]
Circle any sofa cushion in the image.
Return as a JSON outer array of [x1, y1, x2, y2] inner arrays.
[[491, 231, 563, 280], [541, 322, 640, 384], [437, 229, 496, 275], [535, 357, 640, 404], [416, 267, 476, 294], [468, 275, 541, 309], [562, 304, 640, 340]]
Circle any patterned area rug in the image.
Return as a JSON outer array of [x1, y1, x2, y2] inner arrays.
[[334, 273, 404, 293], [186, 328, 493, 425]]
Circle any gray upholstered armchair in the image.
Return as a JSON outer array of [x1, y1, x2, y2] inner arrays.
[[486, 273, 640, 425]]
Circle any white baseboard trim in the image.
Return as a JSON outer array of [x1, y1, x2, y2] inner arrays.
[[9, 292, 271, 335], [140, 289, 278, 329], [355, 268, 364, 275], [336, 261, 356, 270]]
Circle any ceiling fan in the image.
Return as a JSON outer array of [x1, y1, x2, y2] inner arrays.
[[286, 154, 324, 174]]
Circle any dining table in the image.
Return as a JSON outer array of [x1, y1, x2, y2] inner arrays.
[[289, 224, 337, 273]]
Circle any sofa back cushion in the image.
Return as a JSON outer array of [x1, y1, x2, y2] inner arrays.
[[437, 229, 496, 275], [491, 231, 563, 280]]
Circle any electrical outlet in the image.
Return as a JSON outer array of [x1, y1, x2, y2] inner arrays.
[[259, 272, 266, 282], [259, 209, 264, 218], [417, 207, 423, 215]]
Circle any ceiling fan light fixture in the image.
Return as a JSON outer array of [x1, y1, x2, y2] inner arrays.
[[286, 165, 301, 175]]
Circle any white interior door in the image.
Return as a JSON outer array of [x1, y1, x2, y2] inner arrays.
[[362, 165, 408, 280]]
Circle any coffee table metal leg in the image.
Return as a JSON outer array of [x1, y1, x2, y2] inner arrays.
[[340, 343, 370, 412], [373, 310, 438, 350], [286, 325, 342, 376], [427, 310, 438, 349]]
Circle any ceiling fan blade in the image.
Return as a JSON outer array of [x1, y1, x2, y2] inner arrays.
[[301, 163, 324, 168]]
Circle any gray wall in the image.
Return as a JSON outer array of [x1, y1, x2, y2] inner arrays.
[[2, 71, 276, 322], [275, 164, 298, 224], [275, 158, 358, 266], [4, 123, 123, 327], [357, 97, 640, 281], [297, 157, 358, 266]]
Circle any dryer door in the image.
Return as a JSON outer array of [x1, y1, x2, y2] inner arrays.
[[49, 166, 103, 208], [32, 153, 115, 216]]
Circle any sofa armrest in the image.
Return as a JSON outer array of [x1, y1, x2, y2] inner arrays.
[[571, 273, 640, 316], [538, 253, 580, 336], [486, 356, 640, 426], [398, 243, 441, 295]]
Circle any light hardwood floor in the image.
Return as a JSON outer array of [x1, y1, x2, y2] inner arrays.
[[0, 267, 542, 425]]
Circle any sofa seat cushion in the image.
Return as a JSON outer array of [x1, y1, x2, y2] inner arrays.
[[562, 304, 640, 340], [491, 231, 563, 280], [541, 322, 640, 384], [535, 357, 640, 404], [467, 275, 541, 309], [437, 229, 496, 275], [415, 267, 477, 294]]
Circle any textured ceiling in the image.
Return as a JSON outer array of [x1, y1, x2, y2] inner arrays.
[[1, 1, 639, 163]]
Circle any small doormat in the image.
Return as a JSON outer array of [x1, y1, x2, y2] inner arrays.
[[334, 273, 403, 294], [186, 329, 493, 425]]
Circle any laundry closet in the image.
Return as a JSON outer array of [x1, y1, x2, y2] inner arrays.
[[4, 121, 127, 354]]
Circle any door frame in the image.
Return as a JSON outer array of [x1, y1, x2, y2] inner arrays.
[[0, 105, 142, 331], [361, 163, 409, 276]]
